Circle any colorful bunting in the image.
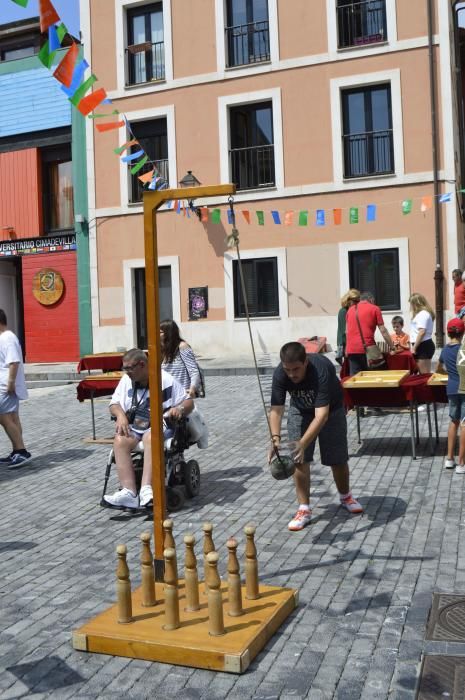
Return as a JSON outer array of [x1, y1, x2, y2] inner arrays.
[[333, 209, 342, 225], [256, 211, 264, 226], [227, 209, 235, 225], [211, 209, 221, 224], [349, 207, 358, 224], [200, 207, 208, 222], [316, 210, 325, 226], [402, 199, 412, 215], [77, 87, 107, 116], [69, 73, 98, 106], [284, 211, 294, 226], [271, 211, 281, 225], [366, 204, 377, 222], [95, 120, 125, 133], [61, 59, 89, 97], [421, 196, 432, 212], [11, 0, 29, 6], [121, 149, 144, 163], [298, 211, 308, 226], [138, 169, 155, 184], [114, 140, 138, 155], [130, 154, 149, 175], [39, 0, 60, 34], [439, 193, 452, 203], [242, 210, 251, 224], [48, 24, 61, 53]]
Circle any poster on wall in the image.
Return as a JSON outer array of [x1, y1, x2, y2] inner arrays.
[[188, 287, 208, 320]]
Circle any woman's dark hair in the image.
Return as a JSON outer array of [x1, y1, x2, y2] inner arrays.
[[160, 319, 185, 363]]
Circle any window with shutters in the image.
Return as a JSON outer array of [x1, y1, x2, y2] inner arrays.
[[232, 257, 279, 317], [348, 248, 400, 311]]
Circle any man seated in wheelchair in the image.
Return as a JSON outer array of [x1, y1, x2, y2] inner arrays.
[[102, 348, 193, 510]]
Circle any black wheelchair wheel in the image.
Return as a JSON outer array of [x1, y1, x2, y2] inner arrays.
[[183, 459, 200, 498], [166, 486, 185, 512]]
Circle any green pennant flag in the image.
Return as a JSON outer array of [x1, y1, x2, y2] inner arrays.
[[211, 208, 221, 224], [69, 74, 98, 106], [256, 211, 264, 225], [37, 24, 68, 68], [402, 199, 412, 215], [130, 154, 149, 175], [349, 207, 359, 224], [298, 210, 308, 226], [11, 0, 29, 6]]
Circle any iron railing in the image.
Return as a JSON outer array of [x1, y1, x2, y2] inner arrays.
[[225, 20, 270, 67], [129, 158, 169, 203], [229, 144, 275, 190], [337, 0, 387, 49], [343, 129, 394, 178], [126, 41, 165, 85]]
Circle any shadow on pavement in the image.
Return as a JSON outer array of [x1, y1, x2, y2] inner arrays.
[[350, 436, 442, 458], [0, 541, 38, 553], [7, 656, 84, 693], [0, 449, 95, 483]]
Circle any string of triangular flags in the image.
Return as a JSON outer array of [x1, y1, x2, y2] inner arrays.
[[10, 0, 167, 191], [166, 188, 464, 225]]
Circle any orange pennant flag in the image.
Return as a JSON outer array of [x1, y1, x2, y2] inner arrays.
[[284, 211, 294, 226], [241, 210, 250, 224], [421, 196, 432, 212], [201, 207, 209, 222], [333, 208, 342, 225], [53, 41, 79, 87], [39, 0, 60, 33], [77, 87, 107, 116], [138, 169, 155, 184], [95, 120, 125, 133]]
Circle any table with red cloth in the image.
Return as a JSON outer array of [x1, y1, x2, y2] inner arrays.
[[76, 372, 122, 440], [340, 350, 417, 379], [342, 373, 447, 459], [77, 352, 124, 373]]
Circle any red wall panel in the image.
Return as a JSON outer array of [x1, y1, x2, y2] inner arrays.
[[22, 252, 79, 362], [0, 149, 42, 239]]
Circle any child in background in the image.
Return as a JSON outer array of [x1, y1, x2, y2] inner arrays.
[[390, 316, 410, 351], [437, 318, 465, 473]]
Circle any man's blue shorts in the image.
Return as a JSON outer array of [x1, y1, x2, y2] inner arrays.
[[0, 391, 19, 415], [448, 394, 465, 422]]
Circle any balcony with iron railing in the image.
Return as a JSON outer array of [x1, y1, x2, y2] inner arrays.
[[129, 158, 169, 203], [125, 41, 165, 86], [343, 129, 394, 178], [225, 20, 270, 67], [229, 144, 275, 190], [337, 0, 387, 49]]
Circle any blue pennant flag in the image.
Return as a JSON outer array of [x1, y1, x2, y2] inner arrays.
[[48, 24, 61, 52], [316, 210, 325, 226], [439, 193, 452, 203], [271, 211, 281, 225], [366, 204, 377, 222], [61, 59, 89, 97], [120, 149, 145, 163], [227, 209, 235, 225]]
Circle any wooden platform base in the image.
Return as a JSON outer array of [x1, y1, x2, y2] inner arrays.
[[73, 581, 298, 673]]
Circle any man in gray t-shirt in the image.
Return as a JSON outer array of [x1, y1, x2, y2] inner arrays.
[[269, 342, 363, 532]]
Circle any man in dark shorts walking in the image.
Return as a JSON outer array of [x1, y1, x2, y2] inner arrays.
[[269, 341, 363, 531]]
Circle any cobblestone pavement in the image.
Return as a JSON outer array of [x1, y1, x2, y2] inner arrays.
[[0, 375, 462, 699]]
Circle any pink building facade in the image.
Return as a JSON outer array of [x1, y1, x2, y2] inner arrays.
[[81, 0, 465, 354]]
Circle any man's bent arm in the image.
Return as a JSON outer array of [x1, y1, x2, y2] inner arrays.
[[378, 325, 395, 352]]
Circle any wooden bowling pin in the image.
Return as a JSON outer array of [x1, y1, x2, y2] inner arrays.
[[163, 519, 177, 580], [140, 532, 156, 607], [163, 547, 180, 630], [226, 537, 243, 617], [244, 525, 260, 600], [206, 551, 225, 636], [203, 522, 215, 593], [116, 544, 132, 623], [184, 534, 200, 612]]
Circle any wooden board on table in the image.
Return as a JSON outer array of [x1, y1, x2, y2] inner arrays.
[[83, 372, 123, 381], [427, 373, 448, 386], [73, 581, 298, 674], [344, 369, 410, 388]]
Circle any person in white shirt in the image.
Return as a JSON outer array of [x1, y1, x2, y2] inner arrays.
[[102, 348, 193, 510], [409, 293, 436, 374], [0, 309, 31, 469]]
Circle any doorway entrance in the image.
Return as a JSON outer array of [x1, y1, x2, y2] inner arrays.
[[134, 265, 173, 349], [0, 257, 24, 348]]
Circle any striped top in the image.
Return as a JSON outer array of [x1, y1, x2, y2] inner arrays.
[[162, 345, 201, 393]]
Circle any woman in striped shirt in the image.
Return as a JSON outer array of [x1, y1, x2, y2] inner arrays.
[[160, 319, 201, 398]]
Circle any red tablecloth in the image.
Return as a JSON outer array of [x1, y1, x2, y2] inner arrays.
[[340, 351, 417, 379], [342, 373, 447, 410], [77, 353, 124, 373], [76, 375, 121, 402]]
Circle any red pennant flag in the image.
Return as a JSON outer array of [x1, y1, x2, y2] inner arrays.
[[421, 196, 432, 212], [77, 87, 107, 116], [284, 211, 294, 226], [201, 207, 209, 223], [95, 120, 125, 133], [53, 42, 79, 87], [333, 208, 342, 225], [241, 210, 250, 224], [39, 0, 60, 34]]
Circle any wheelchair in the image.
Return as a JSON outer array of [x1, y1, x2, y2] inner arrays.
[[100, 415, 202, 513]]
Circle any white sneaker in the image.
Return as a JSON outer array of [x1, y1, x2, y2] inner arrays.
[[456, 465, 465, 474], [103, 488, 139, 509], [444, 458, 456, 469], [139, 484, 153, 507], [288, 508, 312, 531]]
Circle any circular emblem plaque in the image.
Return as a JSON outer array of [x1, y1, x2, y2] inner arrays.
[[32, 268, 64, 306]]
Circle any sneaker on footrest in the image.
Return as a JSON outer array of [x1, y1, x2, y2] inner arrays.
[[340, 493, 363, 514], [139, 484, 153, 507], [102, 488, 139, 509], [288, 508, 312, 531]]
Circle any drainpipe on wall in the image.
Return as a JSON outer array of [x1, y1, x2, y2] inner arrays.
[[428, 0, 444, 347]]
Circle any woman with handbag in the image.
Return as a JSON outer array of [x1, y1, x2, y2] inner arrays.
[[345, 291, 395, 376], [409, 293, 435, 374], [160, 319, 203, 398]]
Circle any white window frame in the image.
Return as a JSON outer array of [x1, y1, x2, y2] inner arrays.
[[326, 0, 397, 58], [123, 256, 180, 346], [118, 105, 176, 208], [338, 237, 409, 315], [330, 69, 404, 187], [215, 0, 279, 73], [224, 247, 288, 321], [115, 0, 173, 92], [218, 87, 284, 191]]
